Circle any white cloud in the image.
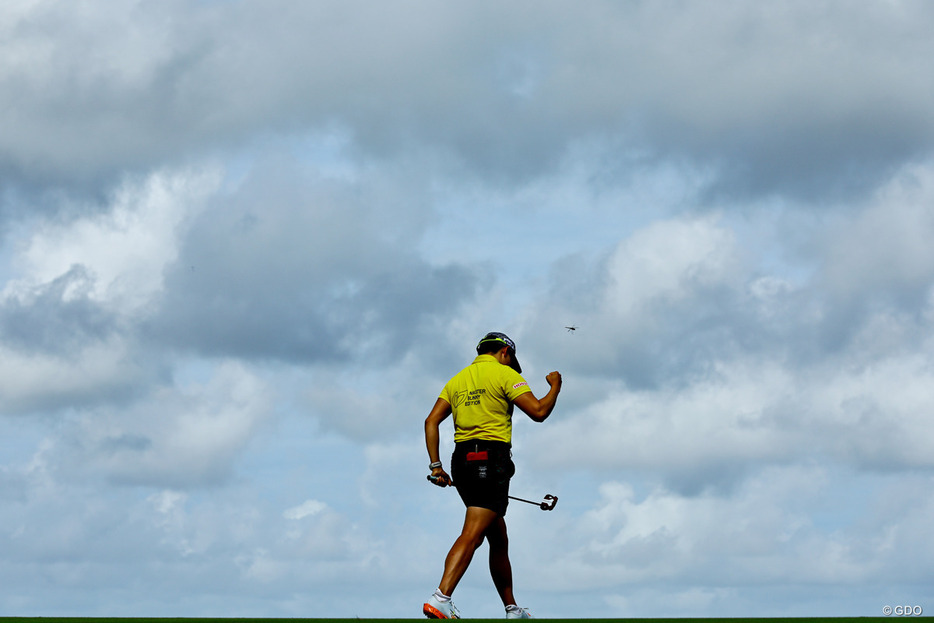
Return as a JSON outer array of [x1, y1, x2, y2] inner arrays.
[[819, 162, 934, 303], [48, 360, 274, 488], [1, 1, 931, 198], [283, 499, 327, 520], [536, 359, 794, 472], [4, 1, 934, 619], [603, 214, 740, 314], [7, 167, 220, 312], [0, 337, 146, 415], [509, 466, 934, 617]]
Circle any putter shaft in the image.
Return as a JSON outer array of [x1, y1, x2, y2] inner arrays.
[[509, 494, 558, 511]]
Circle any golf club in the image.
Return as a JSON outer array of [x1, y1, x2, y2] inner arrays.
[[508, 493, 558, 511], [427, 476, 558, 512]]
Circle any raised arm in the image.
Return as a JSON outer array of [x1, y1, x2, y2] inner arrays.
[[513, 371, 562, 422]]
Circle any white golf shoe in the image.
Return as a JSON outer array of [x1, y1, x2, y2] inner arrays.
[[423, 593, 460, 619], [506, 605, 533, 618]]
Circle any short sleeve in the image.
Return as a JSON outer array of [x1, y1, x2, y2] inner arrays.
[[503, 370, 532, 402]]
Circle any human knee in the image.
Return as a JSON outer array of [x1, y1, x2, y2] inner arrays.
[[457, 528, 487, 551], [485, 524, 509, 549], [487, 533, 508, 551]]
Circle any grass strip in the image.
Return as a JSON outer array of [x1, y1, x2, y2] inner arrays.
[[0, 618, 899, 623]]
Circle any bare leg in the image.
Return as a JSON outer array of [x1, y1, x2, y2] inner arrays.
[[438, 506, 499, 596], [485, 516, 517, 607]]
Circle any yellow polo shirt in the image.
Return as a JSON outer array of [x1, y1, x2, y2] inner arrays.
[[439, 354, 532, 444]]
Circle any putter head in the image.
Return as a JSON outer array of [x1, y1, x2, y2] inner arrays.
[[539, 494, 558, 511]]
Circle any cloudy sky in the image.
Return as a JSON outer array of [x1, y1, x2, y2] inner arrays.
[[2, 0, 934, 618]]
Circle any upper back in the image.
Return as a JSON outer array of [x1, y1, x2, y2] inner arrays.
[[440, 354, 532, 443]]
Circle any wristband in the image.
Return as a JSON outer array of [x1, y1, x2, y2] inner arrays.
[[429, 461, 443, 470]]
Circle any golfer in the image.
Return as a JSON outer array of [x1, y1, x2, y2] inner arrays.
[[423, 332, 562, 619]]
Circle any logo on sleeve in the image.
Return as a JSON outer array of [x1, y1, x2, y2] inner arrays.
[[512, 382, 528, 390]]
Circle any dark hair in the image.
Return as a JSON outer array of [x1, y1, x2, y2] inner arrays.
[[476, 332, 522, 373], [477, 340, 509, 356]]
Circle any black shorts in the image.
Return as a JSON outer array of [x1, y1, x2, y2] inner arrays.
[[451, 440, 515, 516]]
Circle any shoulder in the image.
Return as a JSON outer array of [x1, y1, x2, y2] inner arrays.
[[499, 367, 530, 393]]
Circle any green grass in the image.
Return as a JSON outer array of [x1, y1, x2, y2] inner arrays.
[[0, 618, 901, 623]]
